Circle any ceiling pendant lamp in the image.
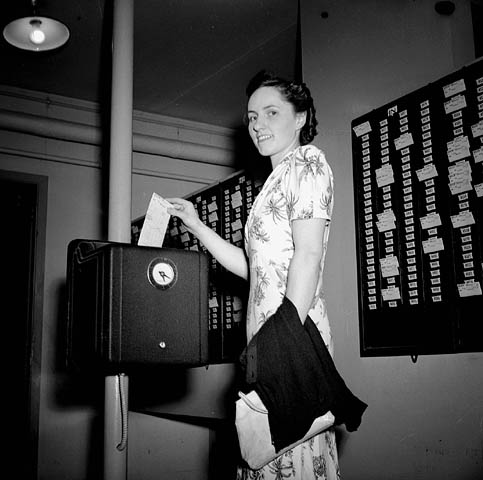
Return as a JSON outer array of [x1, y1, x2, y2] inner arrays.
[[3, 0, 70, 52]]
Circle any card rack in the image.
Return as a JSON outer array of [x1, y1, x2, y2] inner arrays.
[[351, 58, 483, 357]]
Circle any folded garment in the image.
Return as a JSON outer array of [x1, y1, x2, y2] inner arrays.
[[239, 296, 368, 452]]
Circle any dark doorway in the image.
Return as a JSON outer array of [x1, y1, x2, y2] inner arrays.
[[0, 173, 46, 479]]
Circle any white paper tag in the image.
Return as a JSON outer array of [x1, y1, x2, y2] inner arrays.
[[138, 193, 173, 247]]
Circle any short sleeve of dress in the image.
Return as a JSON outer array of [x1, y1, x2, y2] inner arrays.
[[285, 145, 334, 222]]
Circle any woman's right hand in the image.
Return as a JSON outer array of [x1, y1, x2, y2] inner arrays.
[[167, 197, 248, 280], [166, 198, 204, 235]]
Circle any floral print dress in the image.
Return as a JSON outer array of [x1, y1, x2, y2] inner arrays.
[[237, 144, 340, 480]]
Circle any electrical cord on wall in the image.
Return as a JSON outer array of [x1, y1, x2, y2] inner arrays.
[[116, 373, 128, 451]]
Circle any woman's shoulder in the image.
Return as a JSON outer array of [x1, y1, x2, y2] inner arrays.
[[293, 144, 327, 163], [289, 145, 331, 173], [299, 143, 323, 155]]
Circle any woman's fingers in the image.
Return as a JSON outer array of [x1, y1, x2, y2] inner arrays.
[[165, 198, 201, 233], [166, 198, 188, 214]]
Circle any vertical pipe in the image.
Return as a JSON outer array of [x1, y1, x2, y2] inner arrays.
[[108, 0, 133, 243], [105, 1, 133, 479], [104, 375, 129, 479]]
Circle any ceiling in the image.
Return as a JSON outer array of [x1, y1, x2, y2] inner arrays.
[[1, 0, 300, 130]]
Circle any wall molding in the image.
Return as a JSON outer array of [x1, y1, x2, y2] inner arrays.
[[0, 139, 226, 186], [0, 85, 238, 167]]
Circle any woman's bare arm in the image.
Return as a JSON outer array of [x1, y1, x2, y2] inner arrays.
[[285, 217, 327, 322], [167, 197, 248, 280]]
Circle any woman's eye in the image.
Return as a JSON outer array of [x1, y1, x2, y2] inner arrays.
[[248, 116, 256, 123], [267, 110, 277, 117]]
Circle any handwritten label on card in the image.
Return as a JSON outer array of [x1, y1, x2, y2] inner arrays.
[[457, 281, 482, 297], [376, 164, 394, 188], [209, 297, 219, 308], [473, 147, 483, 164], [471, 120, 483, 138], [353, 121, 372, 137], [447, 136, 471, 162], [208, 211, 218, 223], [394, 132, 414, 150], [381, 286, 401, 301], [231, 191, 243, 209], [448, 160, 473, 195], [376, 209, 396, 233], [451, 210, 475, 228], [416, 163, 438, 182], [232, 230, 243, 243], [232, 219, 243, 231], [420, 213, 442, 229], [443, 78, 466, 98], [444, 94, 467, 114], [380, 255, 399, 277], [422, 237, 444, 254]]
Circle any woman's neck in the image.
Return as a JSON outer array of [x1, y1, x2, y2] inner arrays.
[[270, 140, 301, 169]]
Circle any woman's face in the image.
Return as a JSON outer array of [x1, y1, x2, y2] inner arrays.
[[247, 86, 306, 166]]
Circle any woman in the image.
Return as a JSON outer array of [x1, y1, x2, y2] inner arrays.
[[167, 71, 339, 479]]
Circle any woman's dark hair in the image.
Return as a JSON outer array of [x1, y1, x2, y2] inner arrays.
[[245, 70, 318, 145]]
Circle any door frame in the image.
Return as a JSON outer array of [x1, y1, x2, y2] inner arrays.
[[0, 169, 47, 479]]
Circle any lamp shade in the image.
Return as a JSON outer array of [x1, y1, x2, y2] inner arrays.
[[3, 16, 70, 51]]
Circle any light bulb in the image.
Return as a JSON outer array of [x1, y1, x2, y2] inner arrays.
[[29, 28, 45, 45]]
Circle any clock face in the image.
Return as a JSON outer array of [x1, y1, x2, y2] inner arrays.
[[147, 257, 177, 290]]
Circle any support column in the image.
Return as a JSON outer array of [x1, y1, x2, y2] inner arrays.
[[105, 1, 133, 479], [108, 0, 133, 243]]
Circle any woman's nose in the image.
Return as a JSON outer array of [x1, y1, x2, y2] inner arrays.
[[252, 116, 264, 131]]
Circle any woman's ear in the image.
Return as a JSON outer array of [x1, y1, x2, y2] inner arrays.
[[296, 111, 307, 130]]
